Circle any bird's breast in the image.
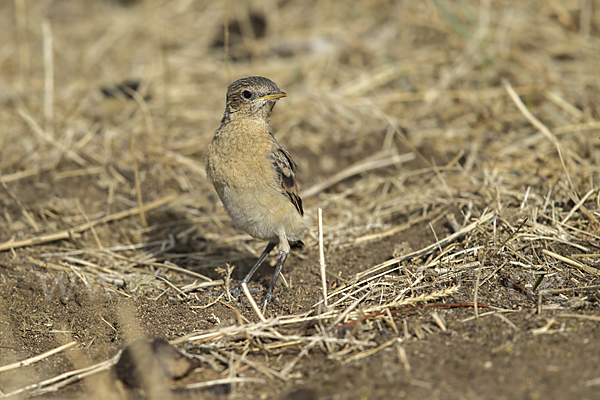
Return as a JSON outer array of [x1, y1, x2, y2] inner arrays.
[[206, 129, 275, 189]]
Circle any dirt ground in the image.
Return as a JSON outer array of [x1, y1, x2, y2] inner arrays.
[[1, 0, 600, 399]]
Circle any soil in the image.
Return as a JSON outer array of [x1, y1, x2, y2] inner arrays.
[[1, 0, 600, 399], [1, 176, 599, 399]]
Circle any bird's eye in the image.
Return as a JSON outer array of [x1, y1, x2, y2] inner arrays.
[[241, 90, 252, 100]]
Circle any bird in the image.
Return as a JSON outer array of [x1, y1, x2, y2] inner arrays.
[[204, 76, 311, 306]]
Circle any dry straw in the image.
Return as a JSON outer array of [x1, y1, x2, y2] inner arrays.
[[0, 0, 599, 396]]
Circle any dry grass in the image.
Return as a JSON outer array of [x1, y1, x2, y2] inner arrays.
[[0, 0, 599, 397]]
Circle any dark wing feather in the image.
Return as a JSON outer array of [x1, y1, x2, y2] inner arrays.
[[269, 147, 304, 216]]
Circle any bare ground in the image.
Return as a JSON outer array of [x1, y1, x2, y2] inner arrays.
[[1, 0, 600, 399]]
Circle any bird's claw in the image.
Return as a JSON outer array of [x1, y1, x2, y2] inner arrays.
[[258, 293, 275, 307]]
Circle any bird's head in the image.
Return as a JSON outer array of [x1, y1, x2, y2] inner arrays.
[[223, 76, 286, 121]]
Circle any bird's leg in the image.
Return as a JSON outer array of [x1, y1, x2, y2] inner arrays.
[[212, 241, 276, 297], [259, 250, 288, 306], [241, 241, 277, 284], [259, 235, 290, 306]]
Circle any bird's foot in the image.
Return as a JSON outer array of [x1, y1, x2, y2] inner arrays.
[[258, 291, 274, 307]]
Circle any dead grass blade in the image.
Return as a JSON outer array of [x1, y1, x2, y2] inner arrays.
[[0, 195, 176, 252], [3, 352, 121, 398], [356, 211, 494, 280], [0, 342, 77, 373], [301, 152, 415, 198]]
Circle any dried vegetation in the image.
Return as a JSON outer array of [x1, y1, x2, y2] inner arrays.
[[0, 0, 599, 398]]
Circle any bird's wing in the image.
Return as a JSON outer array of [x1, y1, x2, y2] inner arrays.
[[269, 146, 304, 216]]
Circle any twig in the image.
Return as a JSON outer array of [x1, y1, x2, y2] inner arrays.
[[241, 282, 266, 323], [185, 377, 265, 389], [329, 289, 373, 329], [318, 208, 328, 310], [3, 352, 121, 397], [494, 313, 519, 331], [130, 136, 148, 228], [431, 311, 446, 332], [336, 301, 486, 330], [557, 313, 600, 322], [301, 152, 415, 198], [54, 166, 105, 180], [17, 108, 86, 166], [77, 203, 103, 249], [0, 167, 50, 183], [561, 188, 595, 225], [163, 151, 207, 179], [546, 91, 583, 120], [280, 338, 320, 375], [541, 249, 599, 275], [220, 349, 288, 380], [0, 194, 176, 252], [163, 260, 214, 282], [123, 86, 155, 138], [0, 341, 76, 373], [553, 121, 600, 134], [1, 179, 40, 232], [342, 338, 396, 365], [42, 20, 53, 133], [503, 79, 576, 195], [351, 208, 444, 245], [356, 211, 494, 279], [156, 276, 188, 298], [396, 341, 411, 372]]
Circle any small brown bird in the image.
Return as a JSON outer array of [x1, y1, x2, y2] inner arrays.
[[204, 76, 311, 305]]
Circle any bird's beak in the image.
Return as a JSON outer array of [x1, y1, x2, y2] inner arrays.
[[253, 92, 287, 103]]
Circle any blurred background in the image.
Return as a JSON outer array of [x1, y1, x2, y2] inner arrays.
[[1, 0, 599, 239]]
